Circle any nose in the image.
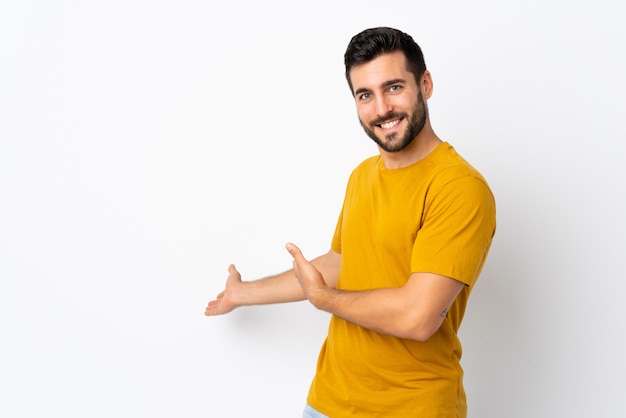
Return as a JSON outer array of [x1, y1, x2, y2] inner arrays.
[[374, 95, 393, 117]]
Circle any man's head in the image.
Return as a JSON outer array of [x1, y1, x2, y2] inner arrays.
[[345, 28, 432, 154], [344, 27, 427, 94]]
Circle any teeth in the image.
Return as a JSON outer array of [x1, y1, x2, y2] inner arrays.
[[380, 119, 400, 129]]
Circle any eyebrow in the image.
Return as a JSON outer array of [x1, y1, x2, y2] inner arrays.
[[353, 78, 407, 96]]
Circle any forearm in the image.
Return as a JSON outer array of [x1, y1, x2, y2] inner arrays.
[[234, 269, 306, 306], [234, 250, 340, 307], [306, 272, 464, 342], [313, 287, 434, 340]]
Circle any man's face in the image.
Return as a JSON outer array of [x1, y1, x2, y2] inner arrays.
[[349, 51, 428, 153]]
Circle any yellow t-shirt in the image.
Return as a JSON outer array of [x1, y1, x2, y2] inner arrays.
[[307, 142, 496, 418]]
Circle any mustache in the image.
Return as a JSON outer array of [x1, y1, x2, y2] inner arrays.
[[370, 112, 407, 127]]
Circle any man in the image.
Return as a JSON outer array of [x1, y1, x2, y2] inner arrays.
[[205, 27, 496, 418]]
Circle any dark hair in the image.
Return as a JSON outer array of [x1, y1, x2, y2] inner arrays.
[[344, 27, 427, 94]]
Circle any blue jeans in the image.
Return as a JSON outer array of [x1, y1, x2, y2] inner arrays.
[[303, 403, 329, 418]]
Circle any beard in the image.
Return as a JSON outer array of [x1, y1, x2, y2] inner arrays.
[[359, 91, 428, 153]]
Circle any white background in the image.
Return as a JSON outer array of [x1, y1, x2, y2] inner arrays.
[[2, 1, 625, 417]]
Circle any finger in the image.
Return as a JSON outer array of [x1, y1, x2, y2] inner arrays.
[[205, 298, 222, 315], [205, 303, 216, 315]]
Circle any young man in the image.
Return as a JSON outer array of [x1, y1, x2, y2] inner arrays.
[[205, 27, 496, 418]]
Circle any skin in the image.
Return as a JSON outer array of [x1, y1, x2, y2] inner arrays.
[[351, 50, 440, 169], [204, 249, 340, 316], [205, 50, 465, 342]]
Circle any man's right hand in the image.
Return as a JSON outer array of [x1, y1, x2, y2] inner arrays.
[[204, 264, 242, 316]]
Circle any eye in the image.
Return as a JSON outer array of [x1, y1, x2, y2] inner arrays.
[[358, 92, 372, 101], [389, 85, 401, 92]]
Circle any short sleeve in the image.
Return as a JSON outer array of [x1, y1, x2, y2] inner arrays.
[[410, 175, 496, 285]]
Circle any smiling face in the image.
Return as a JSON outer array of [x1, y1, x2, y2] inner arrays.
[[350, 51, 430, 153]]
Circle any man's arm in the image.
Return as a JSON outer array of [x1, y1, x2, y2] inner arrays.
[[204, 248, 341, 316], [286, 243, 463, 342]]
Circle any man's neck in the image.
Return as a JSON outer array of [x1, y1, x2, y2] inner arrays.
[[380, 127, 442, 169]]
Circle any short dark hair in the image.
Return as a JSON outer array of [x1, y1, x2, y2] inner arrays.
[[344, 27, 427, 94]]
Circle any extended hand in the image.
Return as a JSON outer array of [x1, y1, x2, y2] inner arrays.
[[204, 264, 242, 316], [286, 242, 328, 307]]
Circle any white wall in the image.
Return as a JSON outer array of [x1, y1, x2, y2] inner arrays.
[[2, 1, 624, 417]]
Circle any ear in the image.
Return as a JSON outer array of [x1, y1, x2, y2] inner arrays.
[[421, 70, 434, 100]]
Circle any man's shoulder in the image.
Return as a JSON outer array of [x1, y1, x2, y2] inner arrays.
[[429, 143, 489, 185]]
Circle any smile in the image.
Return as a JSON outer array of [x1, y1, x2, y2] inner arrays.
[[378, 118, 402, 130]]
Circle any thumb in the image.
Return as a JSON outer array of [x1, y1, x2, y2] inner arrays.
[[285, 242, 305, 262], [227, 264, 241, 281]]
